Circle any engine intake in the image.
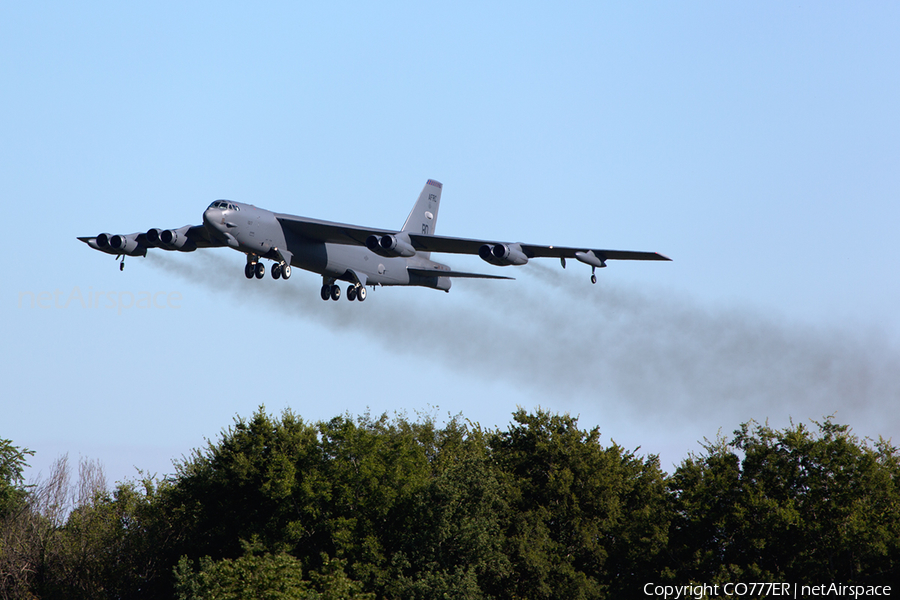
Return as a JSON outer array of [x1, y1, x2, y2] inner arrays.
[[159, 228, 197, 252], [104, 233, 146, 256], [160, 229, 178, 245], [146, 228, 163, 245], [479, 243, 528, 266], [366, 234, 416, 258]]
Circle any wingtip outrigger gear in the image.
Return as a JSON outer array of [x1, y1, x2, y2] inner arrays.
[[118, 255, 125, 271], [574, 250, 606, 284]]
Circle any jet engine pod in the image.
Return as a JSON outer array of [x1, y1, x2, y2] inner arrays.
[[146, 228, 163, 245], [96, 233, 111, 249], [109, 234, 139, 254], [479, 243, 528, 266], [107, 233, 147, 256], [159, 229, 197, 252], [366, 235, 384, 254], [366, 233, 416, 257], [159, 229, 178, 246]]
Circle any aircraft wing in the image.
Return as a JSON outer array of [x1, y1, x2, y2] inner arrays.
[[78, 224, 225, 257], [406, 234, 671, 262], [276, 215, 392, 246], [276, 215, 670, 262]]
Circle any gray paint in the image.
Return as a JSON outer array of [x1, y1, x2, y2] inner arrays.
[[78, 179, 669, 300]]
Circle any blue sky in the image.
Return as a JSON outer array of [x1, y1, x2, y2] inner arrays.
[[3, 2, 899, 484]]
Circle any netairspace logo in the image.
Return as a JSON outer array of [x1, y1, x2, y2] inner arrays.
[[643, 582, 892, 599], [18, 286, 182, 315]]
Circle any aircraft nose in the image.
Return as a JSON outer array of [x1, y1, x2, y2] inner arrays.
[[203, 207, 222, 229]]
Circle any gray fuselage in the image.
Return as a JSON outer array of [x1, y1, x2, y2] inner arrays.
[[202, 201, 450, 289]]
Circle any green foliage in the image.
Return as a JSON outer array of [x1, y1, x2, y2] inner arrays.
[[315, 411, 434, 588], [174, 539, 373, 600], [0, 438, 33, 516], [164, 407, 323, 563], [33, 476, 170, 599], [6, 409, 900, 598], [175, 549, 309, 600], [668, 418, 900, 584], [490, 409, 670, 599], [388, 419, 510, 599], [0, 439, 35, 600]]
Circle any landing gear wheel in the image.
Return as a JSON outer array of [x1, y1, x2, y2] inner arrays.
[[255, 262, 265, 279], [591, 274, 597, 285], [321, 285, 331, 301], [281, 265, 291, 279], [271, 263, 282, 279], [347, 285, 357, 301], [357, 286, 367, 301], [244, 264, 254, 279], [330, 285, 341, 301]]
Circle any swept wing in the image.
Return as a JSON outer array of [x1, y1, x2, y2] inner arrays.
[[276, 215, 670, 263]]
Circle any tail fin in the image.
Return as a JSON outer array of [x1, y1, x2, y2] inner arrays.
[[402, 180, 442, 257]]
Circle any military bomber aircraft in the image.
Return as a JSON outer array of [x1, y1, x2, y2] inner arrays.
[[79, 179, 670, 302]]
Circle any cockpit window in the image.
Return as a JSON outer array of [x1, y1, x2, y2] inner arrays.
[[209, 200, 238, 211]]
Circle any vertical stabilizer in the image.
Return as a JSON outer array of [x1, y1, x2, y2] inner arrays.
[[402, 180, 442, 258]]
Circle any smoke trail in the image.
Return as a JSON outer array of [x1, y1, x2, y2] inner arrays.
[[147, 251, 900, 445]]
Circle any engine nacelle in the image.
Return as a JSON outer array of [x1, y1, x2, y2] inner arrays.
[[96, 233, 112, 249], [366, 233, 416, 258], [159, 228, 197, 252], [479, 243, 528, 266], [146, 228, 164, 245], [160, 229, 178, 246], [107, 233, 146, 256]]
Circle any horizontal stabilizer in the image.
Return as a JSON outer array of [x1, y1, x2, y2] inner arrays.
[[407, 267, 513, 280]]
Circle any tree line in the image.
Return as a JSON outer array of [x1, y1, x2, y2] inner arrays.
[[2, 407, 899, 599]]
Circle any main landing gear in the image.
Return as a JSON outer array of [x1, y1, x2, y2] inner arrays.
[[244, 262, 264, 279], [270, 263, 291, 280], [346, 284, 367, 302], [243, 255, 290, 281], [320, 279, 367, 302], [320, 284, 340, 301]]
